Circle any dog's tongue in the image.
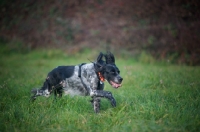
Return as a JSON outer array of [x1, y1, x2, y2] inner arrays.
[[111, 81, 122, 88]]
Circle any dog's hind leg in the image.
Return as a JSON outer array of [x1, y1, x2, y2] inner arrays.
[[53, 89, 63, 101], [52, 81, 65, 100]]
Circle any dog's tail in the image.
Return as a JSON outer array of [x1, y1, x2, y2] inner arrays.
[[30, 88, 49, 101], [31, 88, 44, 95], [30, 88, 40, 101], [30, 79, 53, 101]]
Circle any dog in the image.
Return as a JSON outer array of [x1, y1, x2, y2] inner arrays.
[[31, 51, 123, 113]]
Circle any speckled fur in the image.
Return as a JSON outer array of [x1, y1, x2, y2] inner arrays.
[[63, 63, 98, 96], [31, 52, 123, 113]]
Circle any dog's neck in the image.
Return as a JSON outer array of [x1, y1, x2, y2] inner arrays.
[[93, 62, 105, 82], [98, 72, 105, 82]]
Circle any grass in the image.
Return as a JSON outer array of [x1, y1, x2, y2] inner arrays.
[[0, 45, 200, 132]]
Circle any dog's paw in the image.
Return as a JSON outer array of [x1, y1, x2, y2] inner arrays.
[[93, 98, 101, 113], [94, 107, 100, 113], [111, 98, 116, 107]]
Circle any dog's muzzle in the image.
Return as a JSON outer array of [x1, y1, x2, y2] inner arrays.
[[110, 76, 123, 88]]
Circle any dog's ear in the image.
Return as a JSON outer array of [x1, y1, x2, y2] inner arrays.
[[95, 52, 105, 72], [105, 51, 115, 64], [97, 52, 104, 63]]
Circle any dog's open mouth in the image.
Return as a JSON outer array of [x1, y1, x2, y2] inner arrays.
[[110, 81, 122, 88]]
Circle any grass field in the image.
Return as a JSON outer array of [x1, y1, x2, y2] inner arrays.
[[0, 46, 200, 132]]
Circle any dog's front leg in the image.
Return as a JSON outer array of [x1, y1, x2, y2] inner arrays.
[[90, 90, 116, 107], [91, 97, 101, 113]]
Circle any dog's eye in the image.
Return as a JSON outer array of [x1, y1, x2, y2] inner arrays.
[[110, 70, 115, 74]]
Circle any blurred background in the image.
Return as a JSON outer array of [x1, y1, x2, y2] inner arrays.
[[0, 0, 199, 65]]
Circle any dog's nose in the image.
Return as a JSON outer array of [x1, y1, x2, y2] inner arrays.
[[119, 77, 123, 82]]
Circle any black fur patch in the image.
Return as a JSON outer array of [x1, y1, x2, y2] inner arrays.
[[47, 66, 75, 86]]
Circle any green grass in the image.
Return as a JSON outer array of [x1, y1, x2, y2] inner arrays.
[[0, 46, 200, 132]]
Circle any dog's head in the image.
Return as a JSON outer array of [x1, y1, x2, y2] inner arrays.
[[95, 52, 123, 88]]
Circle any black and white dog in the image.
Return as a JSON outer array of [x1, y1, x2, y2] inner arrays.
[[31, 52, 123, 113]]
